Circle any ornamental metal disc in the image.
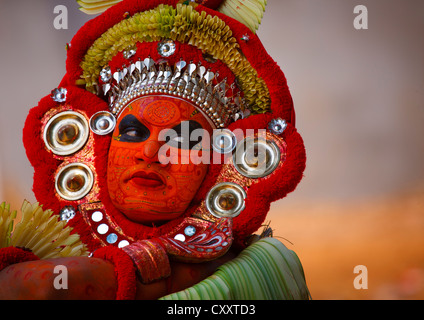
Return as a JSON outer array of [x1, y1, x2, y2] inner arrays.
[[44, 111, 89, 156], [55, 163, 94, 201], [89, 111, 116, 135], [233, 135, 281, 179], [212, 129, 237, 154], [205, 182, 246, 219]]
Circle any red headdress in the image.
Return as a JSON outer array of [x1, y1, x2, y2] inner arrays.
[[23, 0, 306, 269]]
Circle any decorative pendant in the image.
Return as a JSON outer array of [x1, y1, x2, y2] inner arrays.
[[100, 66, 112, 82]]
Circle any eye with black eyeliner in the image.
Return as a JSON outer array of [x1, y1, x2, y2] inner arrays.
[[118, 114, 150, 143], [166, 120, 204, 150]]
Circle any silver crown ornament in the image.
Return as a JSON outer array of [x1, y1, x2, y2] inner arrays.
[[99, 57, 249, 129]]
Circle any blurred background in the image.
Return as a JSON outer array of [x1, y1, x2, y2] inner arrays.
[[0, 0, 423, 299]]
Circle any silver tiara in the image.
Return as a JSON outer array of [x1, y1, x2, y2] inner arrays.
[[98, 58, 250, 128]]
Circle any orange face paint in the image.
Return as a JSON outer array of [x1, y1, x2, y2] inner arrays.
[[107, 95, 213, 225]]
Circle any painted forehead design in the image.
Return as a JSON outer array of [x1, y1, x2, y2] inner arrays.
[[118, 96, 209, 129]]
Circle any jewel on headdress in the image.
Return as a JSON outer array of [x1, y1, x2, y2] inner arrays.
[[123, 46, 137, 59], [241, 34, 250, 42], [100, 66, 112, 83], [184, 225, 196, 237], [212, 129, 237, 154], [51, 87, 67, 103], [60, 206, 76, 221], [158, 39, 176, 57], [268, 118, 287, 135]]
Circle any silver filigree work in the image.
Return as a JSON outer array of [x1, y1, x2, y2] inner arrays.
[[103, 57, 248, 128]]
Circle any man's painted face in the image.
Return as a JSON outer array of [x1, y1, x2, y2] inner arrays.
[[107, 96, 213, 225]]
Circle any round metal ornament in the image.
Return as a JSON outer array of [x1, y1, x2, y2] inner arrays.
[[212, 129, 237, 154], [55, 163, 94, 201], [233, 135, 281, 179], [89, 111, 116, 135], [205, 182, 247, 219], [43, 111, 89, 156]]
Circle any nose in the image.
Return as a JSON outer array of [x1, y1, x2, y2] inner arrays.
[[135, 140, 162, 163]]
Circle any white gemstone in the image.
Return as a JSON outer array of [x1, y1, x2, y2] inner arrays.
[[174, 234, 186, 242], [118, 240, 130, 248], [97, 223, 109, 235], [91, 211, 103, 222]]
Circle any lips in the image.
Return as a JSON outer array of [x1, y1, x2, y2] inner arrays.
[[130, 171, 165, 188]]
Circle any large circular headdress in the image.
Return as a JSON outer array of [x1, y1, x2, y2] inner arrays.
[[23, 0, 306, 256]]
